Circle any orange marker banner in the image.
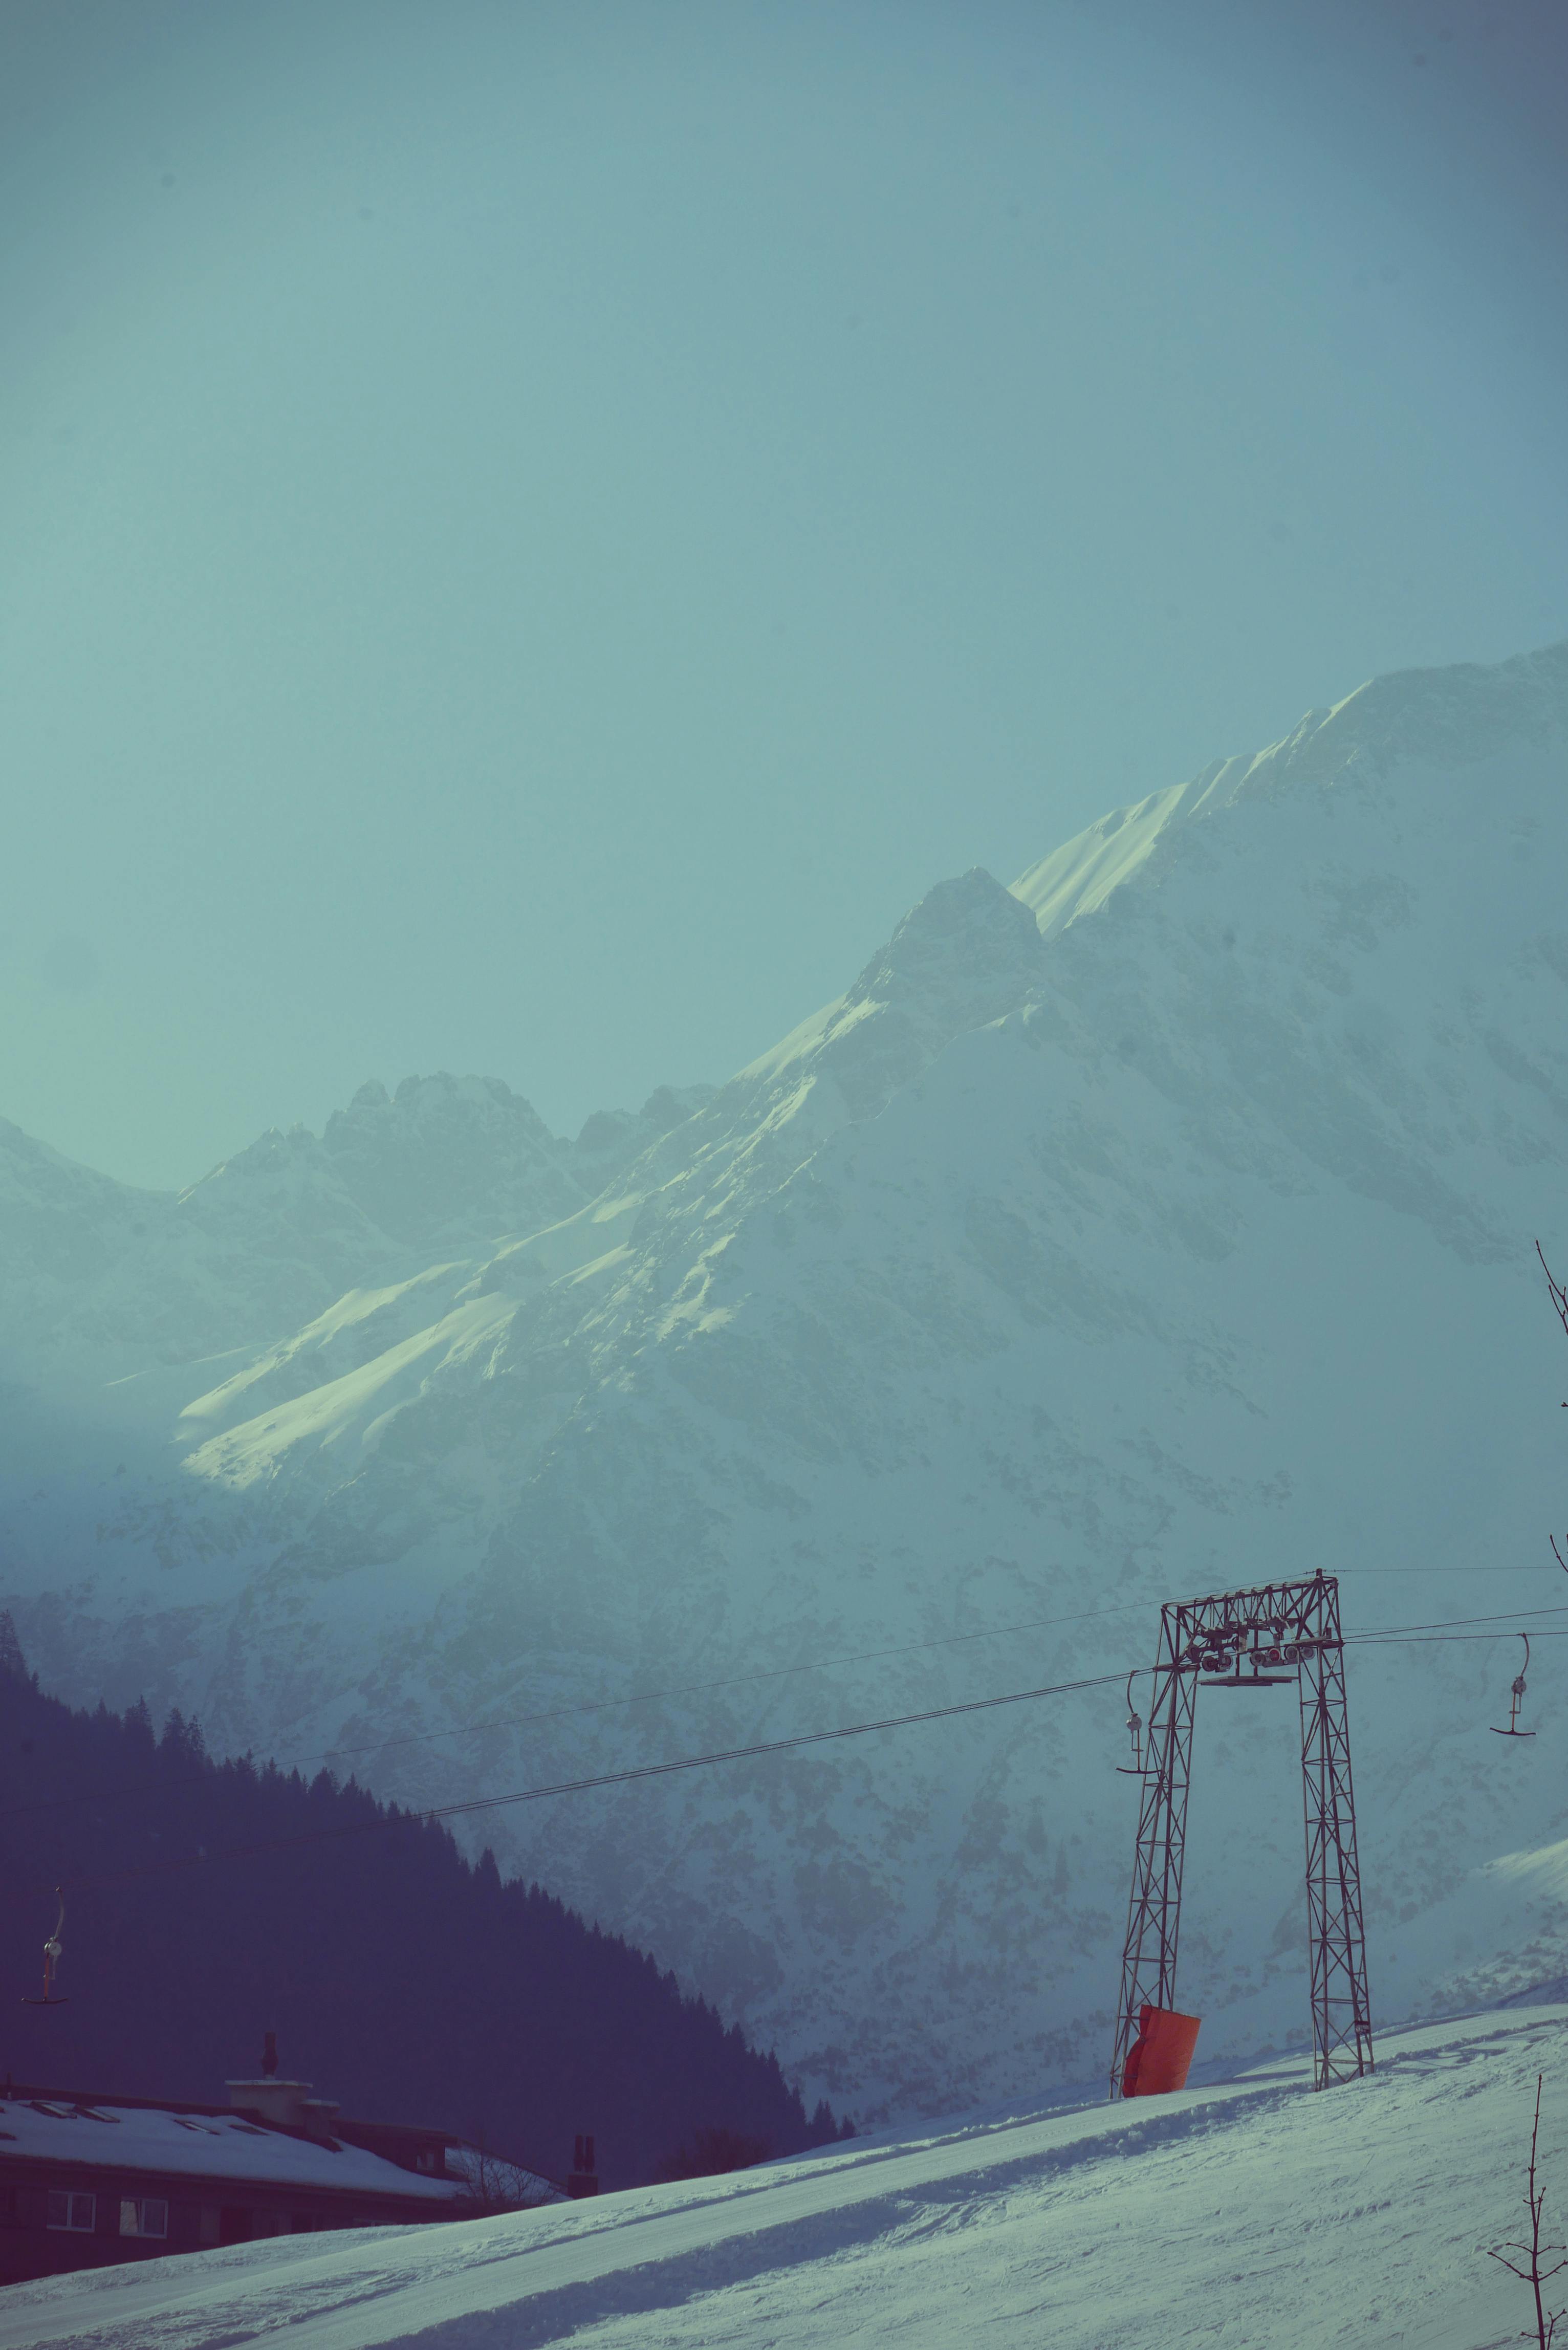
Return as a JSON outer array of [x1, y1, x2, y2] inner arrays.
[[1121, 2004, 1201, 2097]]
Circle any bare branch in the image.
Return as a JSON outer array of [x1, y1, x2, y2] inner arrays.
[[1537, 1241, 1568, 1342], [1488, 2077, 1564, 2349]]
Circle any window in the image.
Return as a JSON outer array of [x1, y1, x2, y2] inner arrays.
[[119, 2199, 168, 2239], [46, 2191, 95, 2233]]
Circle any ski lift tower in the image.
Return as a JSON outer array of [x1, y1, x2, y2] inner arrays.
[[1110, 1570, 1373, 2096]]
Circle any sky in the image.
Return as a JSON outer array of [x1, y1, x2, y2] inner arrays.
[[2, 0, 1565, 1192]]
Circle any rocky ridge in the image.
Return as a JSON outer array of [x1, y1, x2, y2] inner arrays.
[[4, 642, 1568, 2116]]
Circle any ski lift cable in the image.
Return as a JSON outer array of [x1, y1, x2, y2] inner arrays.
[[6, 1666, 1131, 1906], [392, 1607, 1568, 1809], [267, 1600, 1151, 1764], [12, 1597, 1568, 1908], [1349, 1629, 1568, 1645], [250, 1578, 1568, 1778], [6, 1567, 1557, 1843], [1342, 1602, 1568, 1640], [0, 1597, 1171, 1829], [7, 1591, 1565, 1847]]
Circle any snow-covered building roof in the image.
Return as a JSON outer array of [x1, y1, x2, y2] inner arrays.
[[0, 2094, 466, 2202]]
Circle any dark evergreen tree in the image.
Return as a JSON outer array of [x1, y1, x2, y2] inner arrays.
[[0, 1614, 28, 1683], [0, 1655, 842, 2189]]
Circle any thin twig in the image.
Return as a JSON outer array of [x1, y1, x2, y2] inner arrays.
[[1485, 2077, 1568, 2348], [1537, 1241, 1568, 1343]]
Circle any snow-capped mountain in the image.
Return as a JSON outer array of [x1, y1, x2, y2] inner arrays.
[[0, 1072, 715, 1383], [5, 642, 1568, 2118]]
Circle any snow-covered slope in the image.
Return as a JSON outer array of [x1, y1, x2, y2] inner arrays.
[[4, 643, 1568, 2121], [0, 1074, 715, 1387], [0, 2003, 1560, 2350]]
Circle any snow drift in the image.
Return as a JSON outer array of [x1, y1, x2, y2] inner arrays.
[[0, 2003, 1560, 2350]]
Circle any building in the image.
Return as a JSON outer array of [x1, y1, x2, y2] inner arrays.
[[0, 2069, 559, 2287]]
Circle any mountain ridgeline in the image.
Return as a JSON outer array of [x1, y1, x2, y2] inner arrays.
[[4, 640, 1568, 2117], [0, 1633, 844, 2189]]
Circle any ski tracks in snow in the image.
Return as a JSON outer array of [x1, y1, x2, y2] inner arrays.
[[0, 2008, 1563, 2348]]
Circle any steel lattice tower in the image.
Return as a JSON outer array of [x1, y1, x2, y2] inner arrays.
[[1110, 1570, 1373, 2097]]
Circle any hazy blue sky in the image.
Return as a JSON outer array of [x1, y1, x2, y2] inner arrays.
[[3, 0, 1564, 1190]]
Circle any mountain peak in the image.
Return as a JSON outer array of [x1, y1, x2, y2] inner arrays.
[[1013, 636, 1568, 942], [845, 868, 1042, 1019], [1314, 635, 1568, 772], [318, 1072, 580, 1247], [749, 870, 1048, 1128], [329, 1072, 545, 1134]]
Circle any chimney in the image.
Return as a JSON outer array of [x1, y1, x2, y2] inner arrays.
[[228, 2032, 340, 2138], [567, 2133, 598, 2198]]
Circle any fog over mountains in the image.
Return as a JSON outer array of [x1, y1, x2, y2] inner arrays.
[[5, 640, 1568, 2119]]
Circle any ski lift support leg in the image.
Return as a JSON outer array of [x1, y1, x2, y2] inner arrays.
[[1300, 1579, 1375, 2088], [1110, 1603, 1196, 2094]]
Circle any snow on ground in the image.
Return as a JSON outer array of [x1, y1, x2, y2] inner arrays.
[[2, 2004, 1564, 2350]]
